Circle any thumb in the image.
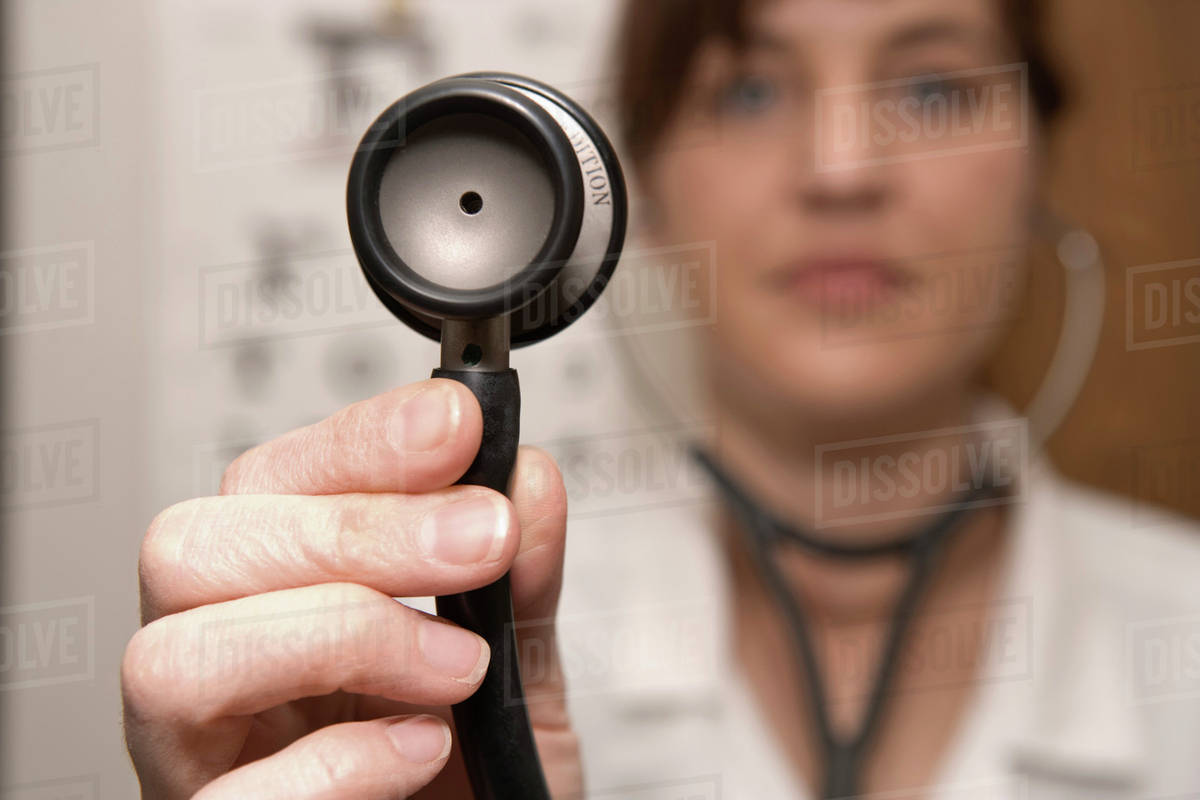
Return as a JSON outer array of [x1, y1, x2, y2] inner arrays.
[[509, 445, 569, 620], [506, 446, 572, 719], [506, 446, 582, 796]]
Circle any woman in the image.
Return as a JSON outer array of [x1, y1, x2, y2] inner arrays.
[[121, 0, 1200, 798]]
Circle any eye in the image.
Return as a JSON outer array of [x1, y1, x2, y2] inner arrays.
[[719, 73, 781, 115], [904, 74, 956, 103]]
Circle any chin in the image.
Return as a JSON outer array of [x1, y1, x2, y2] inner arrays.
[[718, 326, 988, 433]]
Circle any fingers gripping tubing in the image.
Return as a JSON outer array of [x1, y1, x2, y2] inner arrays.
[[431, 368, 550, 800]]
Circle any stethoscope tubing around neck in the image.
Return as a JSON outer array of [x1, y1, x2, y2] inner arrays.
[[690, 444, 1008, 798]]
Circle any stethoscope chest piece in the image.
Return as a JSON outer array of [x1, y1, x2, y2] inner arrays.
[[348, 72, 626, 353]]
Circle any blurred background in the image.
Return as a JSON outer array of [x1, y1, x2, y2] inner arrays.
[[1, 0, 1198, 796]]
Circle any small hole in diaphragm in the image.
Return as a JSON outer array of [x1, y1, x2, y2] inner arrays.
[[460, 191, 483, 215]]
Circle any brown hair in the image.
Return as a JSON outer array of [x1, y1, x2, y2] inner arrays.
[[613, 0, 1066, 168]]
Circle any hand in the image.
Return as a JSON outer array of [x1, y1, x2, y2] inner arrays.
[[121, 379, 581, 799]]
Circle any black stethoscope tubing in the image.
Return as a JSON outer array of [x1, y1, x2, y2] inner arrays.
[[691, 445, 1006, 798]]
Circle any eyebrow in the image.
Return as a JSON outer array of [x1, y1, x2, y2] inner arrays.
[[744, 29, 793, 54], [883, 19, 986, 52], [743, 16, 989, 56]]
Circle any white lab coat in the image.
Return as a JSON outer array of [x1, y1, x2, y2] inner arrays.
[[550, 411, 1200, 800]]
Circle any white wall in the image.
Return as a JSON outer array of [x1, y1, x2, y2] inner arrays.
[[2, 1, 632, 795]]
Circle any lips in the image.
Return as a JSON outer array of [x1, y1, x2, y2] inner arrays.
[[771, 257, 912, 313]]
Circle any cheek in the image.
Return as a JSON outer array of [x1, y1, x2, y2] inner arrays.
[[653, 132, 798, 241], [650, 143, 790, 315], [899, 148, 1034, 254], [892, 149, 1034, 342], [656, 149, 750, 242]]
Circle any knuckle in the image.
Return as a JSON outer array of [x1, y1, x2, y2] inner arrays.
[[139, 510, 173, 579], [321, 497, 386, 578], [139, 500, 200, 599], [218, 448, 253, 494], [219, 427, 312, 495], [120, 622, 175, 715], [316, 583, 402, 683], [321, 583, 395, 644], [302, 735, 357, 791], [321, 579, 386, 612], [218, 435, 299, 495]]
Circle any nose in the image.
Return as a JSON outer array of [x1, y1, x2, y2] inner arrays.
[[800, 92, 890, 216], [800, 157, 889, 217]]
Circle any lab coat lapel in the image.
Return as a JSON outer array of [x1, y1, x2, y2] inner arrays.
[[1004, 458, 1147, 793]]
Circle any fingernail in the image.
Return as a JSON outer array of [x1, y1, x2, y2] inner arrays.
[[419, 495, 509, 565], [387, 715, 450, 763], [393, 384, 460, 452], [419, 618, 489, 682]]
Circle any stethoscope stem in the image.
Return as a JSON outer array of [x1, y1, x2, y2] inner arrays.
[[440, 317, 511, 372]]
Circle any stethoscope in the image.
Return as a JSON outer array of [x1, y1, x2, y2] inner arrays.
[[346, 71, 1107, 800], [347, 73, 628, 800]]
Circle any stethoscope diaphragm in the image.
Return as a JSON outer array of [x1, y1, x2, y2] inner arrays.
[[347, 72, 626, 346]]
